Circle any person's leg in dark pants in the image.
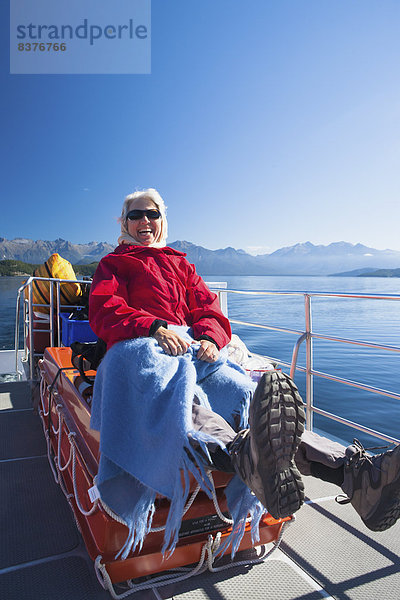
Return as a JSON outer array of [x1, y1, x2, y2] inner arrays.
[[190, 372, 400, 532]]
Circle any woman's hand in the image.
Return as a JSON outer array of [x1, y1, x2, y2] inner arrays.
[[153, 327, 190, 356], [196, 339, 219, 363]]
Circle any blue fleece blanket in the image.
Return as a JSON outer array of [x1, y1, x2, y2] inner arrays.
[[90, 327, 264, 559]]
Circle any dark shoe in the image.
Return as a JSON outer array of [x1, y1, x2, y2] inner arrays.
[[230, 371, 305, 519], [341, 439, 400, 531]]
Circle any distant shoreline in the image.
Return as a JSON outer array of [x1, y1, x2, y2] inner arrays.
[[0, 259, 97, 278], [2, 272, 400, 278]]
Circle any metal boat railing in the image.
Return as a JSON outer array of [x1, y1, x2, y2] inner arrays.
[[14, 276, 91, 381], [14, 278, 400, 445], [214, 288, 400, 446]]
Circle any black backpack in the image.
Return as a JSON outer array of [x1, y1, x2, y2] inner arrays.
[[70, 338, 107, 384]]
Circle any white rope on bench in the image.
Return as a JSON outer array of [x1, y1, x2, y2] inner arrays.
[[94, 518, 293, 599]]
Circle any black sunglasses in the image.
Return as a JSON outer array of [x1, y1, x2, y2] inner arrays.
[[126, 209, 161, 221]]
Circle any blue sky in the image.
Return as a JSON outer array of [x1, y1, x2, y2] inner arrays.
[[1, 1, 400, 254]]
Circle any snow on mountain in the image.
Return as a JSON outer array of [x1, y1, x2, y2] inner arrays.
[[1, 238, 400, 275]]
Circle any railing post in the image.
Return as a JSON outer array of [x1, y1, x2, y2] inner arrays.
[[49, 280, 55, 347], [208, 282, 228, 317], [305, 294, 313, 431], [23, 299, 29, 362], [14, 291, 21, 378], [28, 282, 34, 381], [56, 281, 61, 346]]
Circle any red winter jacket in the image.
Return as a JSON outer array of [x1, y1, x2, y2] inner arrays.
[[89, 244, 231, 350]]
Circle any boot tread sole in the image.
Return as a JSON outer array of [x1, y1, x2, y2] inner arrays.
[[249, 371, 305, 519]]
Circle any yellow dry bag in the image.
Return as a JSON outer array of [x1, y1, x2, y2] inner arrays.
[[27, 253, 82, 313]]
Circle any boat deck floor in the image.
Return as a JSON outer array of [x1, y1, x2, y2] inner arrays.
[[1, 381, 399, 600]]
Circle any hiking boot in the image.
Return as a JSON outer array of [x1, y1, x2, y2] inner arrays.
[[229, 371, 305, 519], [341, 439, 400, 531]]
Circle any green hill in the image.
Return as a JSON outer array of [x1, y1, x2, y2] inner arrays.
[[0, 259, 98, 277], [359, 268, 400, 278], [0, 260, 39, 276]]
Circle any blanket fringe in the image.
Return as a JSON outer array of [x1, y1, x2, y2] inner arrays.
[[113, 431, 265, 561], [116, 490, 156, 560], [216, 476, 265, 558], [161, 431, 224, 557]]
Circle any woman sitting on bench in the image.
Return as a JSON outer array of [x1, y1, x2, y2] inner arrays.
[[89, 188, 400, 558]]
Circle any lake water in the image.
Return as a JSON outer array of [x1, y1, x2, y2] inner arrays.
[[1, 274, 400, 447]]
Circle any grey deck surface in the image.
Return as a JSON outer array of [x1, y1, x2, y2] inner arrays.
[[281, 477, 400, 600], [1, 381, 399, 600], [0, 382, 111, 600], [158, 478, 400, 600]]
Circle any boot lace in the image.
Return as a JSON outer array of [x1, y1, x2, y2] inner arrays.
[[335, 438, 390, 506], [349, 438, 390, 465]]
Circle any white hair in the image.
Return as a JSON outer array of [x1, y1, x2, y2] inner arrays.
[[118, 188, 168, 247]]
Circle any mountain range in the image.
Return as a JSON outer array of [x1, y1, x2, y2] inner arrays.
[[0, 237, 114, 266], [1, 237, 400, 276], [170, 241, 400, 276]]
